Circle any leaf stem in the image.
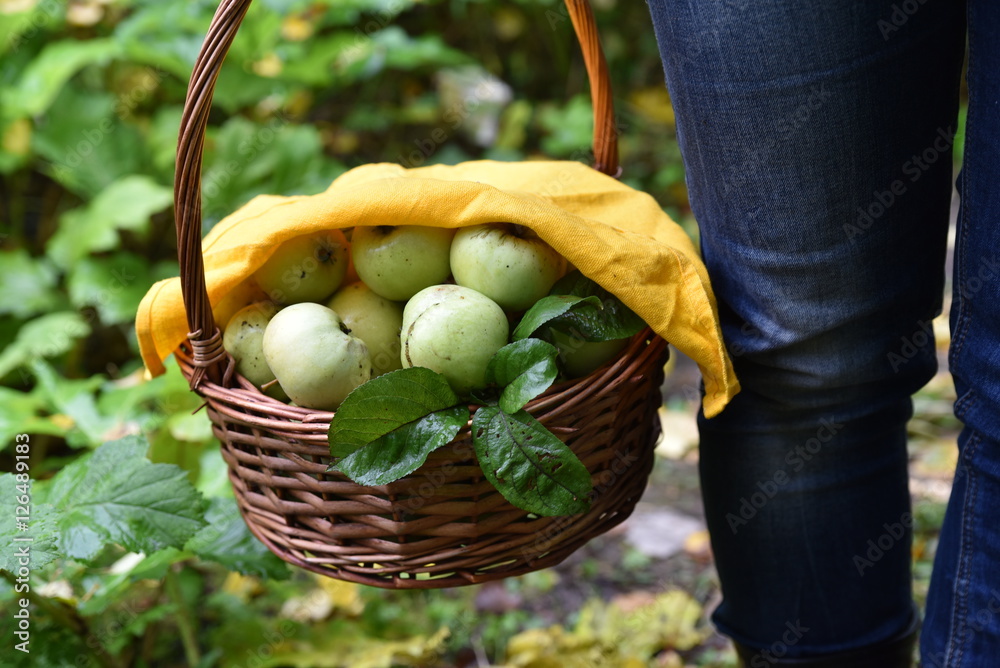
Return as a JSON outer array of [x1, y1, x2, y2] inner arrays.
[[165, 566, 201, 666]]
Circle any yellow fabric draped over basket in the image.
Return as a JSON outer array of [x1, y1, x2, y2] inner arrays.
[[136, 159, 739, 417]]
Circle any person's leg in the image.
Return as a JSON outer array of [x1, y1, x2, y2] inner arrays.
[[921, 1, 1000, 665], [645, 0, 965, 661]]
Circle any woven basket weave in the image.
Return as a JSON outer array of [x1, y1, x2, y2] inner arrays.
[[173, 0, 669, 588]]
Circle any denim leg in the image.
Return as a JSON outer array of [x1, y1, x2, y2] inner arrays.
[[922, 1, 1000, 665], [646, 0, 965, 656]]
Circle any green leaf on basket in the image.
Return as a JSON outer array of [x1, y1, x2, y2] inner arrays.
[[333, 406, 468, 486], [184, 497, 290, 579], [472, 406, 591, 517], [328, 367, 462, 458], [486, 339, 560, 414], [512, 294, 603, 341], [36, 436, 207, 562], [546, 270, 646, 342]]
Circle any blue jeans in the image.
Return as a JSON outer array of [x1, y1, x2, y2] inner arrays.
[[646, 1, 1000, 664]]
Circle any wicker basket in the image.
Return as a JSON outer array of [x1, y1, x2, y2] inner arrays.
[[173, 0, 670, 588]]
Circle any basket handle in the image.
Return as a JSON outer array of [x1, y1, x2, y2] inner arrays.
[[175, 0, 619, 385]]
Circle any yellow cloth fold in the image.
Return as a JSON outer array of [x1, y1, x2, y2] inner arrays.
[[136, 160, 739, 417]]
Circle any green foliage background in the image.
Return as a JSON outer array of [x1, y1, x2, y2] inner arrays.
[[0, 1, 701, 666]]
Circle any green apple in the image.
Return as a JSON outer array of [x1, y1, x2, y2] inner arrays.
[[254, 230, 349, 305], [351, 225, 454, 301], [450, 223, 565, 311], [327, 282, 404, 377], [222, 301, 288, 400], [262, 303, 371, 410], [401, 285, 509, 395], [400, 283, 455, 323], [549, 328, 629, 378]]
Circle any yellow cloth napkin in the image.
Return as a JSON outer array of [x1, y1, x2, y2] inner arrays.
[[136, 160, 738, 417]]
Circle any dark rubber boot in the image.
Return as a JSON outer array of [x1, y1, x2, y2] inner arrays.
[[734, 612, 919, 668]]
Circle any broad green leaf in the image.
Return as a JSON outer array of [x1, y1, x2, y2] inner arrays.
[[377, 27, 470, 72], [196, 448, 235, 499], [0, 387, 69, 451], [328, 367, 460, 457], [0, 474, 61, 572], [329, 27, 470, 84], [538, 95, 594, 157], [279, 36, 356, 87], [0, 624, 90, 668], [3, 38, 121, 118], [211, 65, 285, 115], [147, 105, 184, 178], [38, 436, 207, 561], [76, 548, 189, 617], [47, 175, 172, 269], [167, 410, 214, 443], [256, 0, 416, 23], [472, 407, 591, 516], [29, 360, 112, 448], [0, 5, 66, 57], [148, 430, 208, 485], [96, 362, 203, 433], [185, 497, 290, 579], [486, 339, 559, 414], [512, 294, 602, 341], [31, 86, 146, 198], [547, 270, 646, 342], [115, 1, 216, 78], [0, 249, 62, 318], [334, 406, 468, 485], [105, 602, 179, 655], [201, 117, 343, 229], [0, 311, 89, 380], [67, 252, 177, 325]]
